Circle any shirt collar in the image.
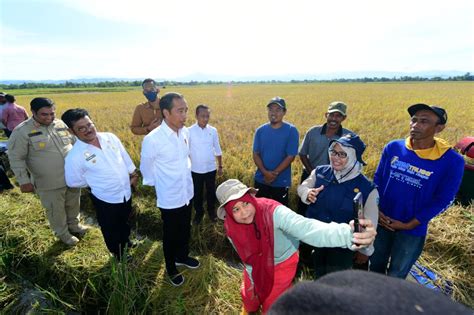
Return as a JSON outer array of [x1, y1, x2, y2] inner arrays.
[[320, 123, 343, 136], [162, 120, 182, 137], [192, 122, 207, 130]]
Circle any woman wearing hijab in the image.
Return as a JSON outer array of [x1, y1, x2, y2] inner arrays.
[[216, 178, 376, 314], [297, 134, 379, 278]]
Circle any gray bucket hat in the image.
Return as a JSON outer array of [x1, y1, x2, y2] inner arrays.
[[216, 179, 258, 220]]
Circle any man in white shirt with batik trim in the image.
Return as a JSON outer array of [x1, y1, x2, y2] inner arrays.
[[63, 108, 138, 260], [189, 104, 223, 224], [140, 92, 200, 287]]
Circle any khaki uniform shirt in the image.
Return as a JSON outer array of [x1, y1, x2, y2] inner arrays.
[[130, 101, 162, 135], [7, 118, 75, 191]]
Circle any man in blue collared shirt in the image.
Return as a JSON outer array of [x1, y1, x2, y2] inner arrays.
[[140, 92, 200, 287]]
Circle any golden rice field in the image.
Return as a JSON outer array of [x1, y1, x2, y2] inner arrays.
[[1, 82, 473, 312]]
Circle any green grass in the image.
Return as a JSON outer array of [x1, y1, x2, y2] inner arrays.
[[0, 189, 243, 313]]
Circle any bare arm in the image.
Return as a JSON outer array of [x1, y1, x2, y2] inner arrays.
[[253, 151, 276, 184], [299, 154, 313, 173]]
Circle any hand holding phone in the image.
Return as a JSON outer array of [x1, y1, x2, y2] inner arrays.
[[353, 192, 365, 233]]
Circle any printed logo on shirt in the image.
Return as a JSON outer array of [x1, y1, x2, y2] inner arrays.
[[389, 155, 434, 188], [84, 152, 97, 162]]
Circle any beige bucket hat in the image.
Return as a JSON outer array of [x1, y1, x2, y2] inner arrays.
[[216, 179, 258, 220]]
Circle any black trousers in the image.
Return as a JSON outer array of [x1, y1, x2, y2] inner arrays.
[[191, 170, 217, 219], [0, 167, 13, 190], [90, 194, 132, 258], [160, 203, 192, 274], [254, 181, 289, 206], [312, 247, 354, 279]]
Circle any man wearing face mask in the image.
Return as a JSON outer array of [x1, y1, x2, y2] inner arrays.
[[130, 78, 162, 135]]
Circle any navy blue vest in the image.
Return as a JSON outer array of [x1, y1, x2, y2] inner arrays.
[[306, 165, 375, 224]]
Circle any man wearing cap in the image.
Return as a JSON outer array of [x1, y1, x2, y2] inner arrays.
[[297, 101, 353, 215], [130, 78, 162, 135], [7, 98, 86, 246], [252, 97, 299, 206], [370, 104, 464, 279]]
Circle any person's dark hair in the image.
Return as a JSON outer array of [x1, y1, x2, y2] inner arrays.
[[5, 94, 16, 103], [142, 78, 156, 88], [196, 104, 209, 115], [159, 92, 184, 116], [61, 108, 90, 129], [30, 97, 55, 112]]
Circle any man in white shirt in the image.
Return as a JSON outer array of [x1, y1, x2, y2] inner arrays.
[[189, 104, 223, 224], [62, 108, 138, 259], [140, 92, 200, 286]]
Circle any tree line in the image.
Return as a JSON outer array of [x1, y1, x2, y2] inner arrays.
[[1, 73, 472, 90]]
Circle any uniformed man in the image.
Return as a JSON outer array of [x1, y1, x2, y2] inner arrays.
[[7, 97, 87, 246]]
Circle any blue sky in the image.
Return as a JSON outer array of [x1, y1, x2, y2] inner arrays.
[[0, 0, 473, 80]]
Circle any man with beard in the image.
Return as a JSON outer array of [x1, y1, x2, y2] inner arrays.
[[130, 78, 162, 135], [252, 97, 299, 206]]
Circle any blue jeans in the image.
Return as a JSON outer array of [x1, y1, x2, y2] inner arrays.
[[370, 226, 426, 279]]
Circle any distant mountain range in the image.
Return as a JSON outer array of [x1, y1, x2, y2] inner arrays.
[[0, 70, 470, 84]]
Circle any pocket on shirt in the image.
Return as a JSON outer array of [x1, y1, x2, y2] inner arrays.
[[30, 136, 50, 151]]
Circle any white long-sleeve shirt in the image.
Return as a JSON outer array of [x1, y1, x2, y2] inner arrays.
[[64, 132, 136, 204], [188, 123, 222, 173], [140, 120, 193, 209]]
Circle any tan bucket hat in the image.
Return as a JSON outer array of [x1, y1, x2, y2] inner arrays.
[[216, 179, 258, 220]]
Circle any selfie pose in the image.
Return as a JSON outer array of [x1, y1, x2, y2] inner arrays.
[[297, 134, 379, 277], [216, 178, 376, 314]]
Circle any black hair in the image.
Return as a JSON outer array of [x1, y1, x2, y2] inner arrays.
[[5, 94, 16, 103], [61, 108, 90, 129], [159, 92, 184, 116], [195, 104, 209, 115], [30, 97, 55, 112], [142, 78, 156, 88]]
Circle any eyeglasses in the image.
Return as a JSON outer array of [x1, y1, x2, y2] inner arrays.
[[75, 122, 95, 133], [330, 149, 348, 158]]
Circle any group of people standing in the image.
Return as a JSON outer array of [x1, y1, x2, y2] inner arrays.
[[217, 94, 463, 313], [2, 79, 466, 313]]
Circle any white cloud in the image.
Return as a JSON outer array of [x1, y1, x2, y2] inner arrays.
[[1, 0, 472, 79]]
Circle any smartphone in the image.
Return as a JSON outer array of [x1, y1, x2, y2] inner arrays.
[[353, 192, 364, 233]]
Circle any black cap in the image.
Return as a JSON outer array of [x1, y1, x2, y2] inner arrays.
[[269, 270, 471, 315], [330, 133, 367, 165], [408, 103, 447, 125], [267, 97, 286, 110]]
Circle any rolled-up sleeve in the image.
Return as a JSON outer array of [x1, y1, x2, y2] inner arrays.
[[140, 135, 156, 186], [213, 129, 222, 156]]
